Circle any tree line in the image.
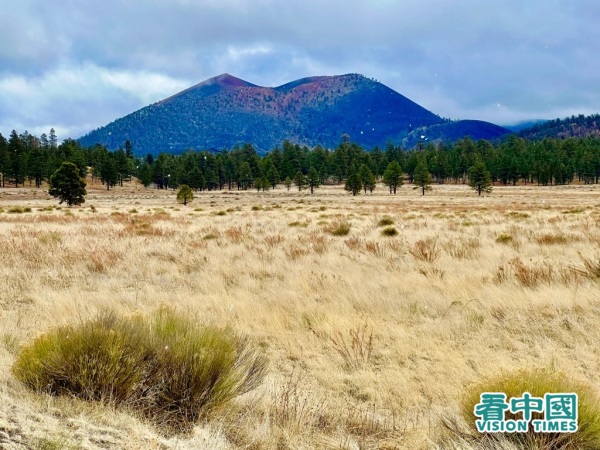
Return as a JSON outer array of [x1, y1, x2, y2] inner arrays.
[[1, 129, 600, 196]]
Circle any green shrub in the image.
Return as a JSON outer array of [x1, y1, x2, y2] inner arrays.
[[378, 216, 394, 227], [381, 226, 399, 237], [288, 221, 308, 227], [496, 233, 513, 244], [451, 369, 600, 450], [327, 220, 351, 236], [12, 308, 267, 430], [8, 206, 25, 214]]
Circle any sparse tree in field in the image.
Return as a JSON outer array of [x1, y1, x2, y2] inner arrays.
[[138, 163, 153, 187], [254, 178, 263, 192], [306, 166, 320, 194], [284, 176, 292, 191], [413, 160, 432, 195], [468, 160, 493, 196], [383, 160, 403, 194], [49, 161, 87, 206], [293, 170, 306, 191], [266, 166, 279, 189], [358, 164, 375, 193], [176, 184, 194, 206], [345, 173, 362, 196], [99, 153, 119, 190]]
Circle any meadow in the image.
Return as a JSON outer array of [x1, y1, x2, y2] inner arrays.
[[0, 181, 599, 449]]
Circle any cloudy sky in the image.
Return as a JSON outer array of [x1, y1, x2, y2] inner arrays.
[[1, 0, 598, 140]]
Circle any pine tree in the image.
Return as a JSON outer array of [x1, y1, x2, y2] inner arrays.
[[345, 173, 362, 195], [293, 170, 306, 191], [467, 160, 493, 196], [284, 176, 292, 191], [238, 162, 253, 190], [383, 160, 403, 194], [49, 161, 87, 206], [176, 184, 194, 206], [413, 160, 432, 195], [266, 166, 280, 189], [358, 164, 375, 193], [188, 166, 205, 191], [306, 166, 320, 194]]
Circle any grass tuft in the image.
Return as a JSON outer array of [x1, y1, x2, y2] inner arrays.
[[377, 216, 394, 227], [381, 226, 399, 237], [326, 220, 352, 236]]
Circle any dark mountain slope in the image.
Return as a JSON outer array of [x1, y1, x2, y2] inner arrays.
[[517, 114, 600, 140], [78, 73, 506, 154], [403, 120, 510, 148]]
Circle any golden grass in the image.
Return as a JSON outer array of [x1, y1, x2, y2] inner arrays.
[[0, 182, 599, 448]]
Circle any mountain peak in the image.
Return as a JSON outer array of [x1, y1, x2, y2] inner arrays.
[[206, 73, 257, 88]]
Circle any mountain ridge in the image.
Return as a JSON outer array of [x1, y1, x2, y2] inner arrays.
[[78, 73, 510, 154]]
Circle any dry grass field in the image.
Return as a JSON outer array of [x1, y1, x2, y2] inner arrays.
[[0, 180, 599, 449]]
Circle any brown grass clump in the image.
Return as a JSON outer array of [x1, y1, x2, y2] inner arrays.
[[319, 323, 374, 370], [509, 258, 554, 287], [410, 237, 441, 263]]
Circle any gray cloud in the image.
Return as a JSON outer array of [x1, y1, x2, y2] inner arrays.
[[1, 0, 599, 140]]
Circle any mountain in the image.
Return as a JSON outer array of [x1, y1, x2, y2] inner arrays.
[[503, 120, 548, 133], [402, 120, 510, 148], [516, 113, 600, 140], [78, 73, 509, 154]]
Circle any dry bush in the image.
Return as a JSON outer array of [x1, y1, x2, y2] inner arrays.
[[225, 226, 244, 243], [269, 371, 327, 434], [410, 237, 441, 263], [301, 232, 328, 254], [533, 232, 569, 245], [574, 252, 600, 279], [445, 237, 480, 260], [285, 243, 311, 260], [343, 402, 403, 444], [509, 258, 554, 287], [344, 236, 364, 251], [323, 323, 374, 370], [264, 234, 285, 247], [365, 241, 387, 258]]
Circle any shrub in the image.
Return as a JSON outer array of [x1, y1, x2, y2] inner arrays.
[[496, 233, 513, 244], [8, 206, 25, 214], [12, 308, 267, 430], [326, 220, 351, 236], [381, 226, 399, 237], [378, 216, 395, 227], [451, 369, 600, 450]]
